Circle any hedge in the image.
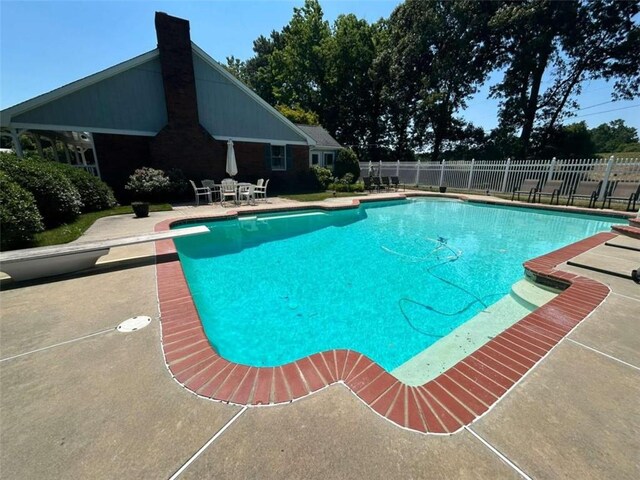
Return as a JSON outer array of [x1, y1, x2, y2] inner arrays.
[[0, 171, 44, 250]]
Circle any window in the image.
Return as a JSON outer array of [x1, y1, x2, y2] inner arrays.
[[324, 152, 334, 168], [311, 153, 319, 166], [271, 145, 286, 171]]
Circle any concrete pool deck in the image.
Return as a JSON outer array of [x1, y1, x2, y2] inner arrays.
[[1, 191, 639, 478]]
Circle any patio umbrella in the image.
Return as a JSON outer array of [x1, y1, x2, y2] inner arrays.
[[226, 139, 238, 178]]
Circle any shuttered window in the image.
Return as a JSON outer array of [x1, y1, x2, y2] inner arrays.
[[271, 145, 286, 171]]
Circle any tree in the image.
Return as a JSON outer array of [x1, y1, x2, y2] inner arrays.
[[490, 0, 640, 157], [275, 104, 319, 125], [382, 0, 500, 161], [589, 119, 639, 152]]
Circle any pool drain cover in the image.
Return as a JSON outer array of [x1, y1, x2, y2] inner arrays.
[[117, 316, 151, 333]]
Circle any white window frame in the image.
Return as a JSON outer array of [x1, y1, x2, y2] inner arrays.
[[323, 152, 335, 168], [271, 144, 287, 171]]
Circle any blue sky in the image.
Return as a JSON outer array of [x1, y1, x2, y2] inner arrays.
[[1, 0, 638, 133]]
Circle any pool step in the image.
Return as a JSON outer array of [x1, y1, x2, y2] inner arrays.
[[566, 244, 639, 280], [612, 224, 640, 240], [510, 279, 558, 310], [238, 211, 327, 222], [605, 234, 640, 252]]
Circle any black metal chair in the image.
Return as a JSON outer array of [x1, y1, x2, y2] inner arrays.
[[511, 179, 539, 202], [566, 180, 601, 208], [535, 180, 563, 205], [601, 181, 640, 211]]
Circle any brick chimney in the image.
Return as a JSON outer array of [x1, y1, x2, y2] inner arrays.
[[155, 12, 200, 128], [150, 12, 225, 180]]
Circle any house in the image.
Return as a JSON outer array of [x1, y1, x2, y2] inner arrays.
[[0, 12, 342, 196]]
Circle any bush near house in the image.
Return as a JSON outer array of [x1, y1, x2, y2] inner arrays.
[[0, 153, 82, 228], [310, 165, 333, 191], [0, 171, 45, 250], [125, 167, 171, 203], [334, 148, 360, 183], [53, 163, 117, 212]]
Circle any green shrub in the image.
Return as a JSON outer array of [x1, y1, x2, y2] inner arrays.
[[166, 168, 190, 201], [327, 182, 365, 192], [0, 153, 82, 227], [54, 163, 117, 212], [334, 148, 360, 183], [125, 167, 171, 202], [0, 171, 44, 250], [310, 165, 333, 191]]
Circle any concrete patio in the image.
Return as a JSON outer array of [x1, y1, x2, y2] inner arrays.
[[1, 193, 638, 479]]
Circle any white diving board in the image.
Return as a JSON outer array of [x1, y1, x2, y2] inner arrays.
[[0, 225, 209, 281]]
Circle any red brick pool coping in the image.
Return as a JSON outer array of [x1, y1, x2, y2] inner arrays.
[[154, 204, 616, 434]]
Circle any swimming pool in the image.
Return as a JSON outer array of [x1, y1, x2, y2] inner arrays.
[[173, 199, 624, 372]]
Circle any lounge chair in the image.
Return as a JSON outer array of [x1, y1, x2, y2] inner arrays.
[[601, 181, 640, 211], [381, 176, 393, 191], [390, 176, 405, 191], [534, 180, 564, 205], [511, 179, 539, 202], [372, 177, 386, 191], [220, 178, 237, 206], [566, 180, 601, 208], [254, 178, 269, 202], [363, 177, 376, 192], [189, 180, 212, 206]]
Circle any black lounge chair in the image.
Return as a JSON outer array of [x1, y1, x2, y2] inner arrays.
[[391, 176, 405, 191], [363, 177, 376, 192], [372, 177, 386, 191], [381, 176, 392, 191], [511, 179, 539, 202], [601, 181, 640, 211], [535, 180, 563, 205], [566, 180, 601, 208]]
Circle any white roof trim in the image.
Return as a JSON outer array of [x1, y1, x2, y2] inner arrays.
[[1, 49, 160, 125], [212, 135, 307, 146], [191, 43, 316, 147], [7, 122, 158, 137]]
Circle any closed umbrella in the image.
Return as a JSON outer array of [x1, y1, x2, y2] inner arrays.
[[226, 139, 238, 178]]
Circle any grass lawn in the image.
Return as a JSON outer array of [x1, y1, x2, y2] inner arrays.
[[31, 204, 173, 248], [280, 192, 365, 202]]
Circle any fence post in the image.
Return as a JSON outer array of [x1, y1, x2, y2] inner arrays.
[[467, 158, 475, 190], [439, 159, 446, 186], [415, 160, 421, 186], [379, 160, 382, 177], [546, 157, 557, 183], [599, 155, 615, 201], [396, 160, 400, 177], [501, 157, 511, 193]]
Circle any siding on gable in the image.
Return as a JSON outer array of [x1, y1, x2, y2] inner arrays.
[[12, 58, 168, 132], [192, 53, 306, 143]]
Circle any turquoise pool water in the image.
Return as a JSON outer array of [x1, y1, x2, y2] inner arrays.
[[173, 199, 625, 371]]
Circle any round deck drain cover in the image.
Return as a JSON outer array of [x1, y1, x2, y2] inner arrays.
[[117, 316, 151, 333]]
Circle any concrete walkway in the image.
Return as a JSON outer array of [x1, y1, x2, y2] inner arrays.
[[1, 192, 638, 479]]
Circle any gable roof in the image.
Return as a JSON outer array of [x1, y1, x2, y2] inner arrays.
[[1, 44, 316, 146], [296, 124, 342, 148]]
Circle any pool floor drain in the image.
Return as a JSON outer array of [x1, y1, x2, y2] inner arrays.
[[117, 316, 151, 333]]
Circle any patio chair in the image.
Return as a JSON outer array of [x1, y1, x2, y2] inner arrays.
[[534, 179, 564, 205], [220, 178, 237, 206], [566, 180, 601, 208], [390, 176, 405, 191], [201, 179, 221, 203], [511, 179, 539, 202], [189, 180, 212, 206], [372, 177, 386, 191], [256, 178, 264, 188], [254, 178, 269, 202], [238, 184, 256, 206], [363, 177, 376, 192], [601, 181, 640, 211], [381, 176, 393, 191]]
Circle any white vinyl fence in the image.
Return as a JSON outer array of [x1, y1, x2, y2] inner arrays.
[[360, 156, 640, 201]]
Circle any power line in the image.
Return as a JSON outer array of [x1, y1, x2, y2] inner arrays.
[[578, 100, 615, 110], [574, 104, 639, 118]]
